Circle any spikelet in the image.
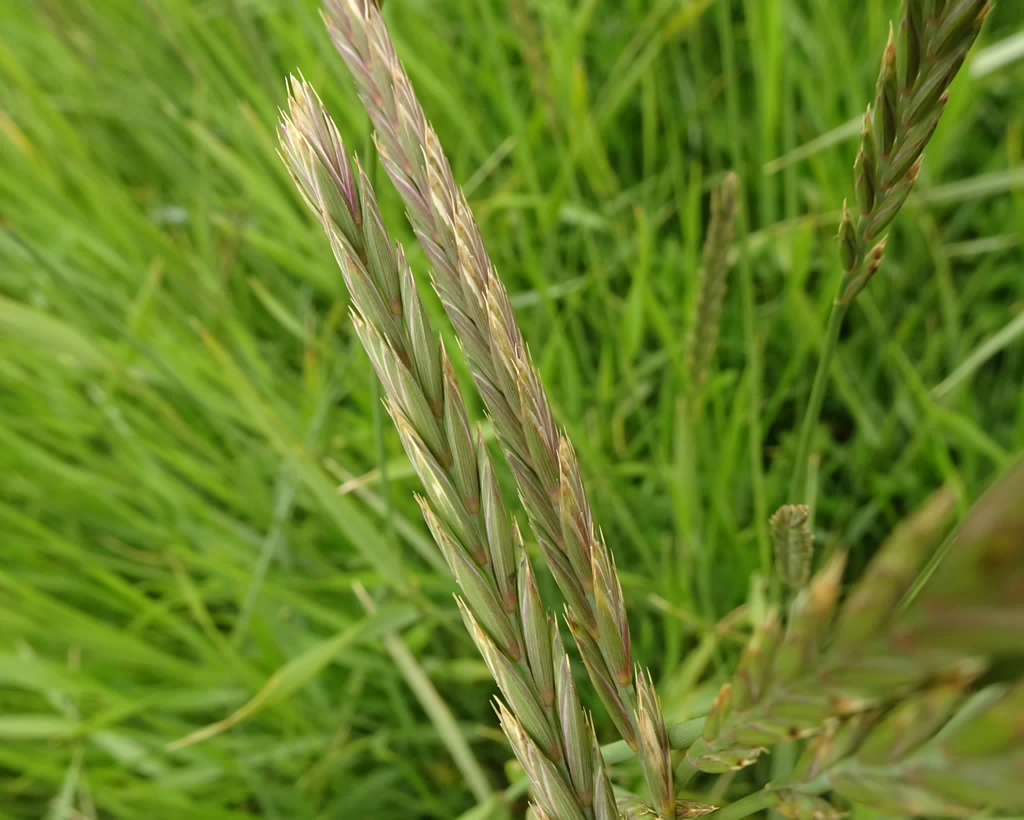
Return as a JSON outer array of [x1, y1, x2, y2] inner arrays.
[[636, 669, 674, 818]]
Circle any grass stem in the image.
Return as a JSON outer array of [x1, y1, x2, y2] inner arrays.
[[789, 295, 849, 502], [601, 717, 706, 765], [709, 788, 781, 820]]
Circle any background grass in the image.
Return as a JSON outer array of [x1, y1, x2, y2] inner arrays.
[[2, 0, 1023, 818]]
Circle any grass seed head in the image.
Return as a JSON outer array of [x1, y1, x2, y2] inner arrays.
[[322, 0, 672, 788], [839, 0, 990, 303], [686, 172, 739, 391]]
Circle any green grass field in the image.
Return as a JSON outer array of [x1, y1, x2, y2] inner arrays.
[[2, 1, 1023, 817]]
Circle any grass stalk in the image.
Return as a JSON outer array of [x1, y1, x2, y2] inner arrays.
[[788, 301, 849, 502], [705, 789, 780, 820], [602, 717, 707, 766]]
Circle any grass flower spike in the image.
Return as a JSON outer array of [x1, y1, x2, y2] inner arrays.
[[790, 0, 991, 499], [839, 0, 990, 302], [686, 172, 739, 391], [280, 77, 620, 818], [770, 505, 814, 590], [323, 0, 674, 806]]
